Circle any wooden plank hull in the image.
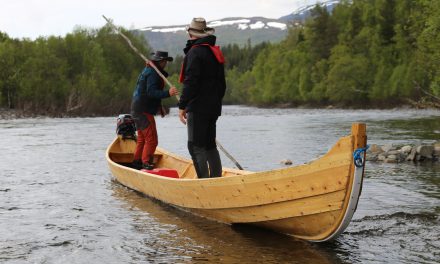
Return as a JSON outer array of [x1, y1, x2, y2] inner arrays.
[[106, 123, 367, 242]]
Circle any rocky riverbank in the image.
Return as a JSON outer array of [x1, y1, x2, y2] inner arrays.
[[0, 108, 21, 119], [0, 108, 43, 119], [366, 142, 440, 163]]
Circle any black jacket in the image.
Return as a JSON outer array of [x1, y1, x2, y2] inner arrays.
[[178, 35, 226, 117]]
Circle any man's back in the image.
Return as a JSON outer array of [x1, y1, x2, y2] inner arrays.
[[180, 35, 226, 117]]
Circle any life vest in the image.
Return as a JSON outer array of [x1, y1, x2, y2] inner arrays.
[[179, 44, 225, 83]]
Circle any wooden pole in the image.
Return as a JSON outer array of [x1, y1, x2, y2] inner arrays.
[[216, 141, 243, 170], [102, 15, 244, 170], [102, 15, 175, 93]]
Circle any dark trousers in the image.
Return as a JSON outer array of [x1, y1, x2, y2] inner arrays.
[[187, 113, 222, 178]]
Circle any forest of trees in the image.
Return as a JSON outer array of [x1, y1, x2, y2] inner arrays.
[[1, 0, 439, 116], [0, 26, 150, 116], [223, 0, 440, 107]]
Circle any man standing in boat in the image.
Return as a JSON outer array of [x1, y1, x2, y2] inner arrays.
[[131, 51, 179, 170], [178, 18, 226, 178]]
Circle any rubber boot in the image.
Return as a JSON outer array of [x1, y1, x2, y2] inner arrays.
[[193, 145, 209, 178], [188, 142, 209, 178], [207, 148, 222, 177]]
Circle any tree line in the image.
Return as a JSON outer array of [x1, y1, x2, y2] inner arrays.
[[0, 26, 150, 116], [1, 0, 439, 116], [220, 0, 440, 107]]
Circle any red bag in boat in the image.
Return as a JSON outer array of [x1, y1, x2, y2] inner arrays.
[[141, 168, 179, 178]]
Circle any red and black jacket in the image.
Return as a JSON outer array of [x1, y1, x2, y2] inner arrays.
[[178, 35, 226, 117]]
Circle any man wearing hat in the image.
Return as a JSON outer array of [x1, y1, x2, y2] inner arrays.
[[131, 51, 179, 170], [178, 18, 226, 178]]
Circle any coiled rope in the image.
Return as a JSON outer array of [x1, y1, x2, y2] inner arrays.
[[353, 145, 369, 168]]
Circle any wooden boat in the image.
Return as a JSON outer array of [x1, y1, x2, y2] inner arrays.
[[106, 123, 367, 242]]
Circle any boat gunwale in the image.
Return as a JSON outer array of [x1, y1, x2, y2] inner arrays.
[[107, 135, 353, 183], [106, 136, 355, 210]]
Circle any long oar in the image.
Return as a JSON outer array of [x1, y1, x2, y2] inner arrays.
[[102, 15, 244, 170]]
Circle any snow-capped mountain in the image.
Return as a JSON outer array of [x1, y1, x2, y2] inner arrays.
[[135, 1, 340, 56], [139, 17, 287, 33], [279, 0, 340, 22]]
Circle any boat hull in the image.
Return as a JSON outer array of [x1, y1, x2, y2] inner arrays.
[[106, 123, 367, 242]]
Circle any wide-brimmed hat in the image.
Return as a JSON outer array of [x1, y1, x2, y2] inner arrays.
[[150, 51, 173, 62], [186, 17, 215, 38]]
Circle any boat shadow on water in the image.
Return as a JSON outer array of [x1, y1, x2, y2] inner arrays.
[[110, 181, 345, 264]]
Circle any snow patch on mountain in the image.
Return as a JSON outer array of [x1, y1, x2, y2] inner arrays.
[[267, 22, 287, 30], [208, 19, 251, 27], [292, 0, 339, 14], [151, 27, 186, 33], [249, 21, 265, 29], [238, 24, 249, 30]]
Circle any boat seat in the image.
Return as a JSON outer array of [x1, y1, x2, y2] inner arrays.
[[109, 152, 133, 163], [152, 154, 163, 164], [110, 153, 163, 164]]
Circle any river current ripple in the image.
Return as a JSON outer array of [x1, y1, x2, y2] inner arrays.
[[1, 106, 439, 263]]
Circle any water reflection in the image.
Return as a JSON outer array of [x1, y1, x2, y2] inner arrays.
[[368, 116, 440, 142], [110, 181, 343, 264]]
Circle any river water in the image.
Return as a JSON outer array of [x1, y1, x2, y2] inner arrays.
[[1, 106, 439, 264]]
